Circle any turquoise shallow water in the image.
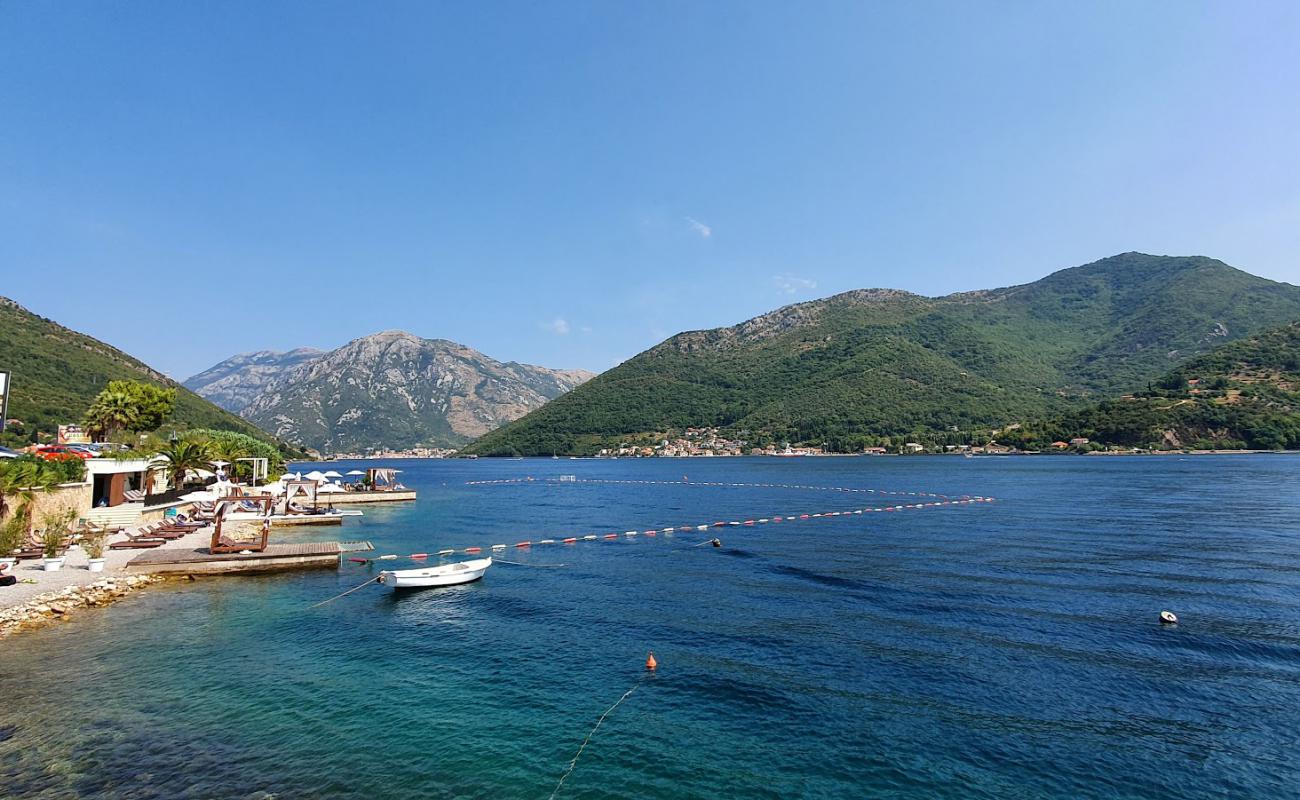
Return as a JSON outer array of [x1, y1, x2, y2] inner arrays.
[[3, 455, 1300, 798]]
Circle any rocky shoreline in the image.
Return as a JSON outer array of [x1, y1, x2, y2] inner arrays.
[[0, 574, 165, 637]]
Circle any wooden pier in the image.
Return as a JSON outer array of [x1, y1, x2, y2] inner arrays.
[[125, 541, 373, 575]]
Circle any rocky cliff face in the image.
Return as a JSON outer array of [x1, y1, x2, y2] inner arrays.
[[190, 332, 593, 452], [183, 348, 325, 413]]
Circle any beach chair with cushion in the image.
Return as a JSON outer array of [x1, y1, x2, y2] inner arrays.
[[209, 519, 270, 554]]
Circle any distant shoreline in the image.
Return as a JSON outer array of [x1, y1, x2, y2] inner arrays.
[[302, 449, 1300, 462]]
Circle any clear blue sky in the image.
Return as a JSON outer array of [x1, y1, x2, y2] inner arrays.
[[3, 2, 1299, 379]]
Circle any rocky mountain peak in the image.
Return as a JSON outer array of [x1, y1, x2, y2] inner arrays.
[[187, 333, 595, 452]]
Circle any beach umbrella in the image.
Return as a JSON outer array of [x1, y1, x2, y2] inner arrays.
[[317, 481, 344, 509], [210, 460, 230, 467], [304, 470, 328, 482], [345, 470, 365, 476], [181, 489, 218, 502], [322, 470, 343, 478]]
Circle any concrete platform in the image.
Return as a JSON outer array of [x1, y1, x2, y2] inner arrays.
[[270, 514, 345, 526], [124, 541, 372, 575], [324, 491, 417, 504]]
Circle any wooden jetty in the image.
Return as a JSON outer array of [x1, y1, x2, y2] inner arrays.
[[126, 541, 374, 575]]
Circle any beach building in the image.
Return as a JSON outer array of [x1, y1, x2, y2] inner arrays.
[[85, 458, 155, 509]]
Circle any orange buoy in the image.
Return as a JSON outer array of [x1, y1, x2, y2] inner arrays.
[[645, 651, 657, 670]]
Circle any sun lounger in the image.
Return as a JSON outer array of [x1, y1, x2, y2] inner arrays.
[[107, 524, 167, 550]]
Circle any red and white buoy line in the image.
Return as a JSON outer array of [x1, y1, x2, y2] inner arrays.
[[347, 494, 995, 565], [465, 476, 956, 500]]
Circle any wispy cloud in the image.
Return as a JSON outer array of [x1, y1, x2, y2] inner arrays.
[[684, 216, 712, 238], [540, 317, 571, 335], [773, 273, 817, 295]]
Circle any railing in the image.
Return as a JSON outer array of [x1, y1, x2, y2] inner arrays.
[[144, 477, 216, 508]]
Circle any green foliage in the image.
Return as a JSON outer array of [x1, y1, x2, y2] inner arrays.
[[39, 508, 76, 558], [185, 429, 287, 479], [467, 254, 1300, 455], [82, 526, 108, 559], [151, 439, 213, 491], [0, 515, 22, 557], [1002, 321, 1300, 451], [0, 456, 69, 554], [83, 379, 177, 438], [0, 296, 292, 449]]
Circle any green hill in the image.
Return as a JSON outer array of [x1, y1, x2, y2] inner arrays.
[[1002, 321, 1300, 451], [0, 296, 294, 451], [465, 253, 1300, 455]]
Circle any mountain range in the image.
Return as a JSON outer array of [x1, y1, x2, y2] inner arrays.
[[465, 253, 1300, 455], [184, 332, 594, 452], [0, 296, 289, 449], [181, 348, 325, 414]]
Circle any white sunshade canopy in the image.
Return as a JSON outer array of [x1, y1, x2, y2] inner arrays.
[[322, 470, 343, 478], [304, 470, 328, 481], [317, 482, 345, 493], [345, 470, 366, 476]]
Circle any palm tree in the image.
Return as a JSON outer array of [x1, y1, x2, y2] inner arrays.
[[151, 439, 213, 491], [207, 438, 247, 481], [84, 384, 138, 440], [0, 460, 61, 555]]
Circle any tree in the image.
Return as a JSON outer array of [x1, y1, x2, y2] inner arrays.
[[83, 380, 176, 440], [206, 435, 248, 480], [0, 458, 63, 555], [151, 439, 212, 491], [187, 429, 286, 480]]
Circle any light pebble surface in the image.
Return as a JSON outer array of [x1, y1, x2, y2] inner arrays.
[[0, 525, 214, 611]]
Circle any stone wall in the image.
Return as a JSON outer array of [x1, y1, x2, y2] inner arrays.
[[0, 482, 93, 539]]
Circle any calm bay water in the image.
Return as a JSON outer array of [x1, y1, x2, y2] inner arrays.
[[2, 455, 1299, 798]]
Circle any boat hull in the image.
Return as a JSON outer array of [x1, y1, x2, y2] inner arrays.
[[378, 557, 492, 590]]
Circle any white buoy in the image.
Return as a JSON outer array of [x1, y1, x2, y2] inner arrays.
[[1160, 610, 1178, 625]]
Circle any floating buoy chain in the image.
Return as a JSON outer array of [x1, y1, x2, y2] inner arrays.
[[348, 496, 995, 564], [466, 477, 960, 500]]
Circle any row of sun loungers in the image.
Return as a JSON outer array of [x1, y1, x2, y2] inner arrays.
[[107, 514, 211, 550]]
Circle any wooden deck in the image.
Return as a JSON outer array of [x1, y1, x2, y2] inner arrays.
[[125, 541, 371, 575]]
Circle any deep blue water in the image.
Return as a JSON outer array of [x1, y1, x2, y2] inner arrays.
[[3, 456, 1299, 798]]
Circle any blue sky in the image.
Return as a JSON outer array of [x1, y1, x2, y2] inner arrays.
[[3, 2, 1299, 379]]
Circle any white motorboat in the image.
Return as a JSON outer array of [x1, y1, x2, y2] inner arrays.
[[377, 557, 493, 590]]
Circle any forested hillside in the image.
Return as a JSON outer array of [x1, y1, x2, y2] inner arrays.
[[466, 254, 1300, 455], [0, 296, 293, 451], [1002, 321, 1300, 450]]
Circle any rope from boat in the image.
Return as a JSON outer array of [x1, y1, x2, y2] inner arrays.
[[548, 679, 642, 800], [308, 575, 380, 609]]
